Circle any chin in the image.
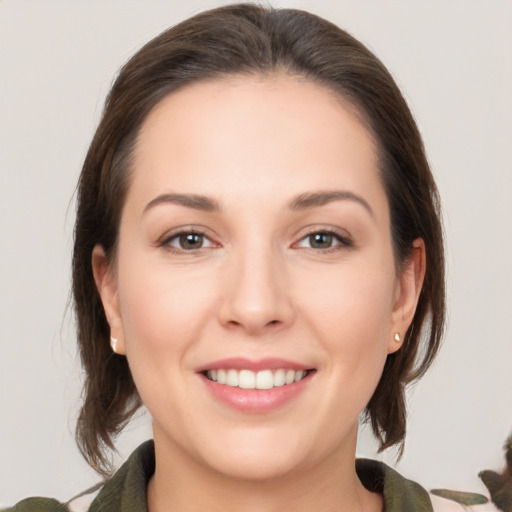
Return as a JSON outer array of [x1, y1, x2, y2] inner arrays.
[[190, 425, 329, 482], [204, 447, 307, 481]]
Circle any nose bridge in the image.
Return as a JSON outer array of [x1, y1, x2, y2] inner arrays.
[[219, 233, 293, 333]]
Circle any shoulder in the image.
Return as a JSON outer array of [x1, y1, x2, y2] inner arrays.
[[1, 498, 69, 512], [1, 483, 103, 512], [2, 441, 155, 512], [356, 459, 500, 512], [357, 458, 433, 512]]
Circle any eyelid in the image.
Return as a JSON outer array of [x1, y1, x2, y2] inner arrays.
[[158, 226, 220, 253], [157, 224, 353, 253], [292, 226, 353, 250]]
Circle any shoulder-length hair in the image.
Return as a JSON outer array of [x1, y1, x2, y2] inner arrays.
[[73, 3, 445, 475]]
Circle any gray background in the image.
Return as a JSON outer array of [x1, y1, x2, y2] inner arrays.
[[1, 0, 511, 505]]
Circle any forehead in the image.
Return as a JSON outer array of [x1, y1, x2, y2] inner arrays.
[[129, 73, 384, 212]]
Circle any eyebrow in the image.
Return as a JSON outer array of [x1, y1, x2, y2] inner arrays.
[[143, 193, 221, 214], [143, 190, 373, 217], [288, 190, 374, 218]]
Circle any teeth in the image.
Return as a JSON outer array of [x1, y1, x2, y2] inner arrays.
[[294, 371, 304, 383], [226, 369, 238, 387], [285, 369, 295, 385], [274, 369, 285, 387], [239, 369, 255, 389], [256, 370, 274, 389], [205, 368, 308, 389]]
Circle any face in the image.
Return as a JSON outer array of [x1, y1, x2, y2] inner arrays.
[[94, 74, 423, 481]]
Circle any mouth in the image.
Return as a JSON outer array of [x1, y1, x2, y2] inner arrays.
[[202, 368, 313, 390], [197, 358, 316, 412]]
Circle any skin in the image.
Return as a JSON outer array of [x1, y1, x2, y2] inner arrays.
[[93, 74, 425, 512]]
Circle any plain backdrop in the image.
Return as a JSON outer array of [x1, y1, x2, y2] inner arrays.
[[1, 0, 511, 506]]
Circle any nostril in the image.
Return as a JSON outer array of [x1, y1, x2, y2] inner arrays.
[[263, 319, 285, 331]]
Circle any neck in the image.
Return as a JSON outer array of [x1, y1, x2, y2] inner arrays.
[[147, 430, 382, 512]]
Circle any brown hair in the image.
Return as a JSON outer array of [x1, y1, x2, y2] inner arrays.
[[73, 3, 445, 475]]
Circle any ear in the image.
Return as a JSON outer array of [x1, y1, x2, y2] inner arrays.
[[388, 238, 426, 354], [91, 244, 126, 355]]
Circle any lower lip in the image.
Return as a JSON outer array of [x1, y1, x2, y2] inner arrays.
[[200, 373, 313, 413]]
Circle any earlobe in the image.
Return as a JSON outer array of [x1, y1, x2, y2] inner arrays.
[[388, 238, 426, 354], [91, 245, 126, 355]]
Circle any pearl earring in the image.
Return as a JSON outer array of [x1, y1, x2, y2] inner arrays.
[[110, 337, 118, 353], [394, 332, 401, 343]]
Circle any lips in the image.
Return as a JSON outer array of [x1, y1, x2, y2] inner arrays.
[[197, 358, 315, 412]]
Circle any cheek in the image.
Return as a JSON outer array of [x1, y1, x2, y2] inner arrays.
[[299, 261, 395, 335], [114, 256, 221, 431], [295, 258, 396, 377], [116, 255, 219, 359]]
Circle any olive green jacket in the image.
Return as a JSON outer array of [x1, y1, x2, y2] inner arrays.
[[3, 440, 433, 511]]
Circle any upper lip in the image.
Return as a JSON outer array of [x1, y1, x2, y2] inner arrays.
[[195, 357, 312, 373]]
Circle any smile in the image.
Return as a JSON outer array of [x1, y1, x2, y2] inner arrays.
[[197, 358, 315, 412], [205, 369, 309, 390]]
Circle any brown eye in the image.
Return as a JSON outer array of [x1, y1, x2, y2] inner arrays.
[[178, 233, 204, 250], [295, 230, 352, 251], [308, 233, 334, 249], [164, 231, 215, 252]]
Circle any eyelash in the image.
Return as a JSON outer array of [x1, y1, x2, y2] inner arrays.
[[293, 228, 353, 252], [160, 229, 217, 254], [159, 228, 353, 254]]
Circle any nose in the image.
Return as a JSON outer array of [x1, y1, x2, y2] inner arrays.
[[218, 243, 295, 336]]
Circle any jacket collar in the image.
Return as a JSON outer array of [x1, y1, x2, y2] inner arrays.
[[90, 440, 433, 512]]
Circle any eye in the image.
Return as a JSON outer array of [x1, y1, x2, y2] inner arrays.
[[163, 231, 216, 251], [295, 230, 351, 251]]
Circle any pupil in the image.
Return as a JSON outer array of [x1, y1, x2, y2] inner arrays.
[[180, 233, 203, 249], [310, 233, 332, 248]]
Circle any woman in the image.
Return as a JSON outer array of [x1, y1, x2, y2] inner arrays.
[[5, 4, 445, 511]]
